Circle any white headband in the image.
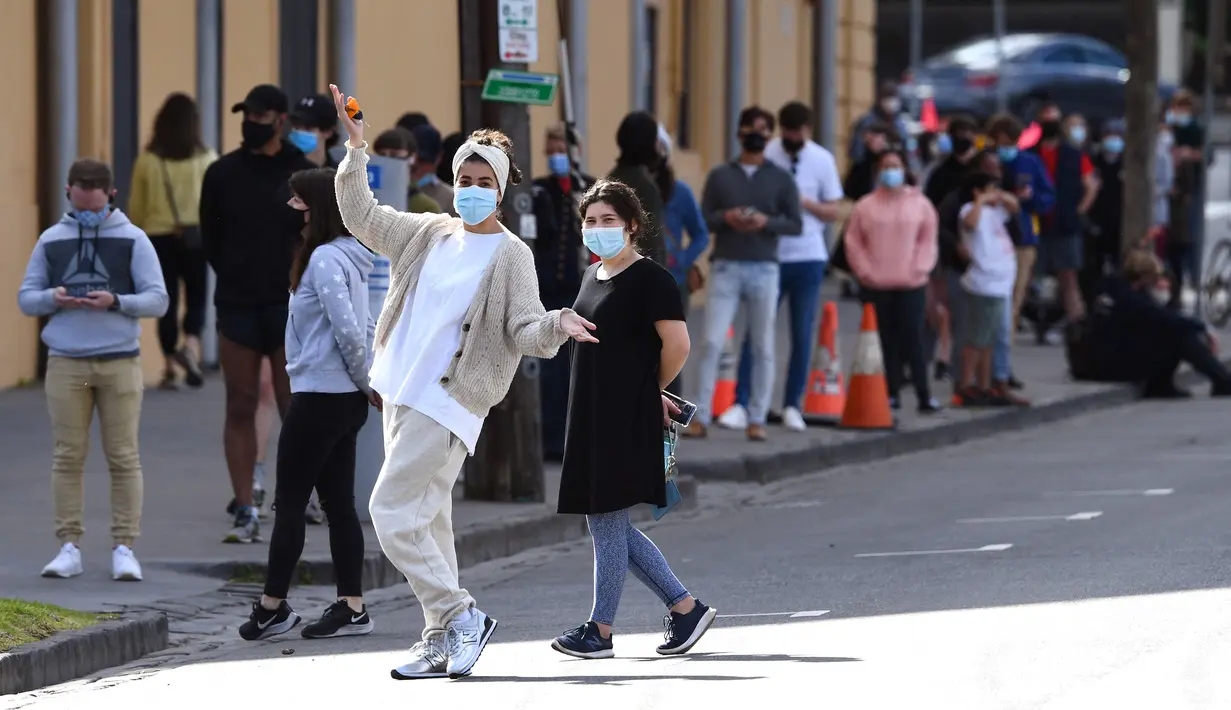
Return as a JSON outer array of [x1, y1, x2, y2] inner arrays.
[[451, 141, 511, 197]]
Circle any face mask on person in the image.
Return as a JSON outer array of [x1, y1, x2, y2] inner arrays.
[[547, 152, 571, 176], [72, 208, 108, 228], [416, 173, 436, 188], [287, 129, 318, 154], [1068, 126, 1087, 145], [741, 132, 768, 153], [1040, 120, 1062, 140], [241, 120, 278, 150], [1102, 136, 1124, 154], [998, 146, 1019, 163], [782, 137, 805, 154], [582, 226, 628, 259], [952, 136, 974, 156], [878, 167, 905, 189], [454, 186, 499, 226], [936, 134, 953, 154], [1167, 110, 1192, 127], [880, 97, 901, 115]]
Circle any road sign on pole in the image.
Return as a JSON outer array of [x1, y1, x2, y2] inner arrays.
[[481, 69, 559, 106]]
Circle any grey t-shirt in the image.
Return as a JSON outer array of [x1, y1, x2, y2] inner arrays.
[[700, 161, 802, 262]]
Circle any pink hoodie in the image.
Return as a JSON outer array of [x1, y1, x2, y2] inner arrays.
[[843, 186, 939, 290]]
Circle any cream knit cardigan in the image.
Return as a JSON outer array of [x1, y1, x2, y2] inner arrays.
[[335, 143, 571, 418]]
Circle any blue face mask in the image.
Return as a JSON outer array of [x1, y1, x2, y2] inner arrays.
[[582, 226, 628, 259], [936, 134, 953, 154], [998, 146, 1019, 163], [454, 186, 499, 226], [288, 129, 319, 154], [1102, 136, 1124, 154], [416, 174, 436, 188], [547, 153, 570, 176], [1166, 110, 1192, 127], [72, 208, 108, 228], [1068, 126, 1087, 145], [878, 168, 905, 189]]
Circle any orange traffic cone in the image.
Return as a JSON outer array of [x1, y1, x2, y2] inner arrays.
[[802, 302, 845, 424], [839, 304, 895, 430], [711, 326, 738, 417], [920, 97, 940, 133]]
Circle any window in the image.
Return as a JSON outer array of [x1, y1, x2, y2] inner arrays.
[[675, 0, 695, 149], [644, 6, 659, 116], [1040, 46, 1084, 65], [1083, 46, 1126, 69]]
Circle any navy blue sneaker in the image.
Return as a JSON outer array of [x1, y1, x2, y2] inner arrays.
[[551, 621, 615, 659], [656, 601, 717, 655]]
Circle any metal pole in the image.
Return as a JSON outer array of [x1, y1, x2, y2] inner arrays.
[[569, 0, 588, 172], [726, 0, 747, 158], [197, 0, 220, 366], [992, 0, 1007, 112], [909, 0, 923, 117], [48, 0, 78, 223], [631, 0, 647, 111], [1199, 0, 1226, 315], [331, 0, 356, 92], [817, 0, 838, 154]]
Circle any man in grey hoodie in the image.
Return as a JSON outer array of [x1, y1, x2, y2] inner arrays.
[[18, 159, 169, 583]]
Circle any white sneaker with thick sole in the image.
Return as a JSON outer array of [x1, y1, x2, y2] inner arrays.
[[445, 608, 498, 677], [112, 545, 143, 581], [716, 404, 748, 430], [41, 543, 83, 578], [782, 407, 807, 432]]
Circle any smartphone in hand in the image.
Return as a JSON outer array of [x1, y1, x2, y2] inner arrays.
[[661, 391, 697, 427]]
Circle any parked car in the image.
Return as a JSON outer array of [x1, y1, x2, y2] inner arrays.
[[900, 33, 1175, 131]]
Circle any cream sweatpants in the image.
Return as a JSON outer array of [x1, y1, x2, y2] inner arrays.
[[369, 404, 474, 640]]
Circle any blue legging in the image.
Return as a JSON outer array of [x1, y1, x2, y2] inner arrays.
[[587, 509, 689, 626]]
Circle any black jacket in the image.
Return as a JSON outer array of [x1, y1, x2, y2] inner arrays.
[[1088, 277, 1205, 380], [532, 171, 594, 308], [199, 143, 317, 308], [936, 186, 1025, 272], [924, 156, 970, 207]]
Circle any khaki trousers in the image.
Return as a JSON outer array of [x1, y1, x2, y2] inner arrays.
[[1011, 246, 1038, 333], [369, 404, 473, 640], [45, 356, 145, 546]]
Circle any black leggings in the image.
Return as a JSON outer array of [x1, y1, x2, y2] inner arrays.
[[861, 285, 931, 401], [263, 391, 370, 599], [150, 235, 207, 356]]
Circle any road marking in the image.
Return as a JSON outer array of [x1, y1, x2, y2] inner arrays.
[[854, 544, 1012, 558], [956, 512, 1102, 524], [1045, 489, 1173, 497], [717, 610, 830, 619], [765, 500, 823, 509]]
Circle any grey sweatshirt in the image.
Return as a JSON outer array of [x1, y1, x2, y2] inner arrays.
[[18, 209, 169, 358], [285, 236, 376, 394], [700, 161, 803, 262]]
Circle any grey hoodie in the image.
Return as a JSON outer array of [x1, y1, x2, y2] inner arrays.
[[18, 209, 169, 358], [286, 236, 376, 394]]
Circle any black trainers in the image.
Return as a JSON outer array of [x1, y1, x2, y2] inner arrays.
[[551, 621, 615, 659], [656, 601, 717, 656], [238, 600, 301, 641], [301, 600, 374, 639]]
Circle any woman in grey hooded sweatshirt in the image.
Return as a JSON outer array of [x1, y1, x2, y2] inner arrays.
[[238, 167, 380, 642]]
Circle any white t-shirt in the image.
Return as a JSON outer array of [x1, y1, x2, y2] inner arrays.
[[368, 229, 505, 455], [959, 202, 1018, 298], [765, 138, 844, 263]]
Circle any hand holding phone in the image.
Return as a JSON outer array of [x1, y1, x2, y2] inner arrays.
[[661, 391, 697, 427]]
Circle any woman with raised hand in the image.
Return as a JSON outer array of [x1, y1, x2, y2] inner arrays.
[[328, 85, 597, 679]]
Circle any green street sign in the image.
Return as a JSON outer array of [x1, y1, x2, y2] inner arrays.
[[481, 69, 559, 106]]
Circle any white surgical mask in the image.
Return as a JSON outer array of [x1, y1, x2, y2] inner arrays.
[[880, 98, 901, 115]]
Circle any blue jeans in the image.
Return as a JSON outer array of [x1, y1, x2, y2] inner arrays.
[[993, 295, 1011, 381], [696, 260, 780, 425], [733, 261, 827, 411]]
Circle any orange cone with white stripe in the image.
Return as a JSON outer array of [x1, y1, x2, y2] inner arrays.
[[802, 301, 845, 424], [711, 326, 738, 417], [839, 304, 894, 430]]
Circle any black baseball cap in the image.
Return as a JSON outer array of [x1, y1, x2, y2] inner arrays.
[[290, 93, 337, 130], [412, 124, 443, 162], [231, 84, 289, 115]]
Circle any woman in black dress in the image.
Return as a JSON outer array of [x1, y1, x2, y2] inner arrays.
[[551, 179, 717, 660]]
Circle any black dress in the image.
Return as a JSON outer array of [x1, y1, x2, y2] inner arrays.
[[557, 258, 686, 515]]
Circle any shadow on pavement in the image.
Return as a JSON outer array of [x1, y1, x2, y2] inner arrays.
[[628, 652, 861, 664], [454, 674, 764, 685]]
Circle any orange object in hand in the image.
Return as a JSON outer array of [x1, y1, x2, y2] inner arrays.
[[344, 96, 363, 122]]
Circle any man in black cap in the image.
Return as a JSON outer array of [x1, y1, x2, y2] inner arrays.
[[288, 92, 341, 168], [409, 124, 457, 216], [199, 83, 315, 544]]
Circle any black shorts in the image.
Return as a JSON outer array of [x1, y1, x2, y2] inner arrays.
[[216, 305, 289, 355]]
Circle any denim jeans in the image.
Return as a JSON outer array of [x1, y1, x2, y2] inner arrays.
[[696, 260, 780, 425], [993, 296, 1012, 381], [733, 261, 827, 411]]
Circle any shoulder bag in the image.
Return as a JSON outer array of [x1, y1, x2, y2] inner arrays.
[[158, 157, 203, 249]]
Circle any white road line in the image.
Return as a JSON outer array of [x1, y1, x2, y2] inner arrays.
[[765, 500, 823, 509], [956, 512, 1102, 524], [1045, 489, 1174, 497], [717, 610, 830, 619], [854, 544, 1013, 558]]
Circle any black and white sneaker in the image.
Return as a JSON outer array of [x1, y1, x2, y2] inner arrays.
[[238, 600, 301, 641], [445, 607, 498, 677], [656, 600, 717, 655], [391, 637, 449, 680], [301, 600, 374, 639], [551, 621, 614, 659]]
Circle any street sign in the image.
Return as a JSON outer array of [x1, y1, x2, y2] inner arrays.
[[497, 0, 538, 62], [481, 69, 559, 106], [498, 0, 536, 28]]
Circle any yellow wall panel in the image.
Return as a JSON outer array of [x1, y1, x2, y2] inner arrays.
[[586, 0, 632, 177], [221, 0, 278, 153], [78, 0, 113, 164], [528, 0, 563, 180], [138, 0, 196, 148]]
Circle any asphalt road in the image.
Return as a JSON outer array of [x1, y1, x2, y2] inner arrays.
[[10, 394, 1231, 708]]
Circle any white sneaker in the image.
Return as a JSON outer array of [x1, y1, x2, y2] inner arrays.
[[716, 404, 748, 430], [112, 545, 143, 581], [41, 542, 83, 578], [782, 407, 808, 432], [445, 607, 498, 677]]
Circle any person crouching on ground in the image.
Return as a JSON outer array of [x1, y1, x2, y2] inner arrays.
[[551, 179, 717, 660], [328, 85, 597, 679], [238, 167, 381, 642], [18, 159, 169, 582]]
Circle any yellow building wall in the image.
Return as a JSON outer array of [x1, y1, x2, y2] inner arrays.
[[838, 0, 877, 175], [78, 0, 113, 164], [528, 0, 563, 180], [222, 0, 279, 153], [0, 0, 41, 386], [586, 0, 633, 178]]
